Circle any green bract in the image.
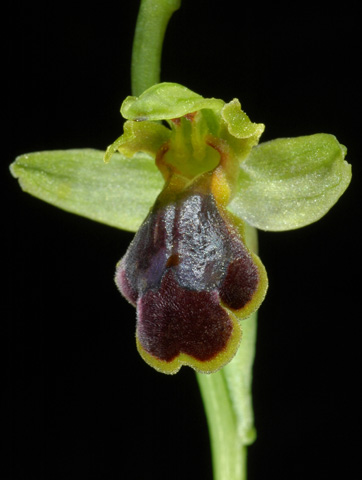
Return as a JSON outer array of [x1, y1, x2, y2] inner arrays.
[[11, 82, 351, 234]]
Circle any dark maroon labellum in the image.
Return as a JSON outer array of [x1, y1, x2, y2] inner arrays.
[[115, 174, 262, 371]]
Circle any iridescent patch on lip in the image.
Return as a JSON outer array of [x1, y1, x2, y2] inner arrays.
[[115, 171, 267, 374]]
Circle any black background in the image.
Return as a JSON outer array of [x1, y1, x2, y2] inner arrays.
[[6, 2, 361, 479]]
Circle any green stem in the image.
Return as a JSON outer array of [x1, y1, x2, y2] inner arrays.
[[131, 0, 181, 96], [196, 365, 248, 480], [196, 314, 257, 480], [196, 371, 242, 480]]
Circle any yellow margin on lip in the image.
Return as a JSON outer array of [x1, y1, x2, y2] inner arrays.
[[136, 310, 242, 375]]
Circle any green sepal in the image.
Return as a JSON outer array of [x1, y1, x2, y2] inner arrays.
[[121, 82, 225, 121], [104, 119, 171, 163], [228, 133, 351, 231], [10, 149, 163, 232]]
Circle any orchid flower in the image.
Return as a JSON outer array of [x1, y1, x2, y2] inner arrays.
[[11, 81, 351, 375]]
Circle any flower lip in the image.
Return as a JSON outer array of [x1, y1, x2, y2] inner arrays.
[[115, 169, 268, 373]]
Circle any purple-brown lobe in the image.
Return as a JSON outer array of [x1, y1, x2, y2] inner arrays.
[[115, 177, 260, 362], [137, 271, 232, 361], [219, 257, 260, 310]]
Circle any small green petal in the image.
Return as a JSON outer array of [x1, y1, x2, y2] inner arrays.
[[104, 120, 171, 162], [219, 98, 265, 164], [10, 149, 163, 232], [121, 82, 224, 121], [221, 99, 265, 141], [228, 134, 351, 231]]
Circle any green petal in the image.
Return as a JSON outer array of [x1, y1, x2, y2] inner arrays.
[[104, 119, 171, 162], [219, 98, 265, 164], [10, 149, 163, 232], [221, 99, 265, 141], [121, 82, 224, 121], [228, 134, 351, 231]]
